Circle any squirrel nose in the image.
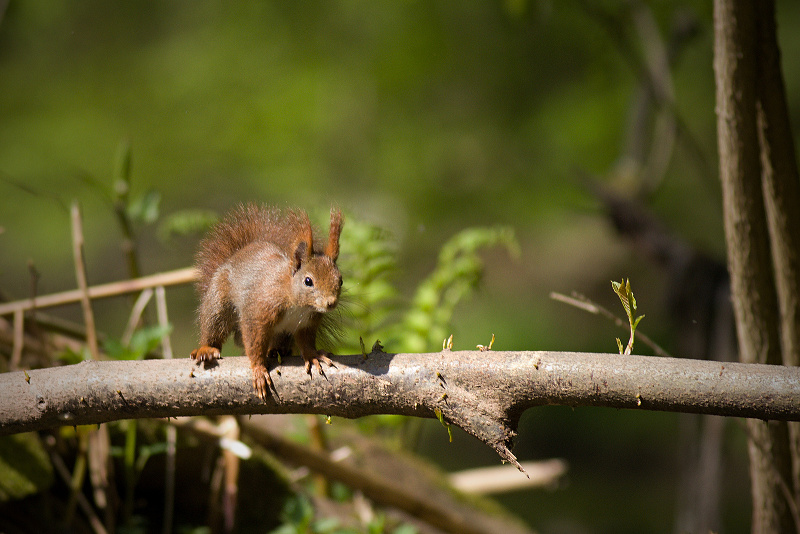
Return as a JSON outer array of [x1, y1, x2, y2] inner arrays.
[[315, 295, 336, 311]]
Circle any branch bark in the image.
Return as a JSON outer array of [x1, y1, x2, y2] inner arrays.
[[2, 351, 799, 472]]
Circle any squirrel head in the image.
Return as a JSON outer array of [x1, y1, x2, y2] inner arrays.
[[290, 209, 344, 313]]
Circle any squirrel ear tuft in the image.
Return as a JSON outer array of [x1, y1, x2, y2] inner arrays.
[[324, 209, 344, 261]]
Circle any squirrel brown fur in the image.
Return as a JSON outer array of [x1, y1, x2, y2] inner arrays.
[[191, 204, 344, 398]]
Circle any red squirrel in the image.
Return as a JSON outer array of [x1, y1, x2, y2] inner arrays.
[[190, 204, 344, 398]]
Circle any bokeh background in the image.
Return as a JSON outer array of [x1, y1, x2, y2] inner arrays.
[[2, 2, 799, 532]]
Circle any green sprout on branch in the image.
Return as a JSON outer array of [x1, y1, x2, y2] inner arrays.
[[434, 408, 453, 443], [612, 278, 644, 355]]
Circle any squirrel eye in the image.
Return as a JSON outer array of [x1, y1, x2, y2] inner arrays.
[[304, 276, 314, 287]]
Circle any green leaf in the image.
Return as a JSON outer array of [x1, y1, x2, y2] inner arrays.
[[366, 513, 386, 534], [127, 190, 161, 224], [156, 209, 219, 241], [0, 433, 53, 501], [114, 138, 132, 187], [103, 338, 130, 360], [611, 278, 645, 354], [276, 495, 314, 533], [612, 279, 631, 318], [312, 517, 341, 533], [104, 324, 172, 360], [129, 324, 172, 357], [57, 346, 92, 365]]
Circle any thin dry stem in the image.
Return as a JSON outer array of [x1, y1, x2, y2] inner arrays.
[[11, 309, 23, 370], [0, 267, 197, 316], [122, 288, 153, 346], [48, 440, 108, 534], [70, 202, 99, 361]]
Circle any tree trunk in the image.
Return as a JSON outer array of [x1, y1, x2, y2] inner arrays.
[[755, 1, 800, 513], [714, 0, 798, 531]]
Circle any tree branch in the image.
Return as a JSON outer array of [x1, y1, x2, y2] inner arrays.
[[2, 350, 799, 473]]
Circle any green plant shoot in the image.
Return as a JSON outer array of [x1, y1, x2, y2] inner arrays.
[[434, 408, 453, 443], [612, 278, 644, 355]]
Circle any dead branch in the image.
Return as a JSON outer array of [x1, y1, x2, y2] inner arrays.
[[1, 350, 799, 473], [238, 417, 534, 534], [0, 267, 197, 317], [70, 203, 100, 361]]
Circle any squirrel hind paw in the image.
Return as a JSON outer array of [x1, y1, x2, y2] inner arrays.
[[191, 345, 221, 363], [251, 364, 274, 400]]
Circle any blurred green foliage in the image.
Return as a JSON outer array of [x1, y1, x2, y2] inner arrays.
[[2, 1, 799, 532], [394, 225, 519, 353], [338, 217, 518, 354], [0, 433, 53, 501], [103, 324, 172, 361]]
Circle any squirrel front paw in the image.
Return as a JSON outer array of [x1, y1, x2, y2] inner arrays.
[[303, 350, 336, 378], [191, 345, 221, 362], [251, 363, 274, 400]]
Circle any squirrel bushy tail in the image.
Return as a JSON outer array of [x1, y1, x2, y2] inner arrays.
[[195, 204, 313, 295]]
